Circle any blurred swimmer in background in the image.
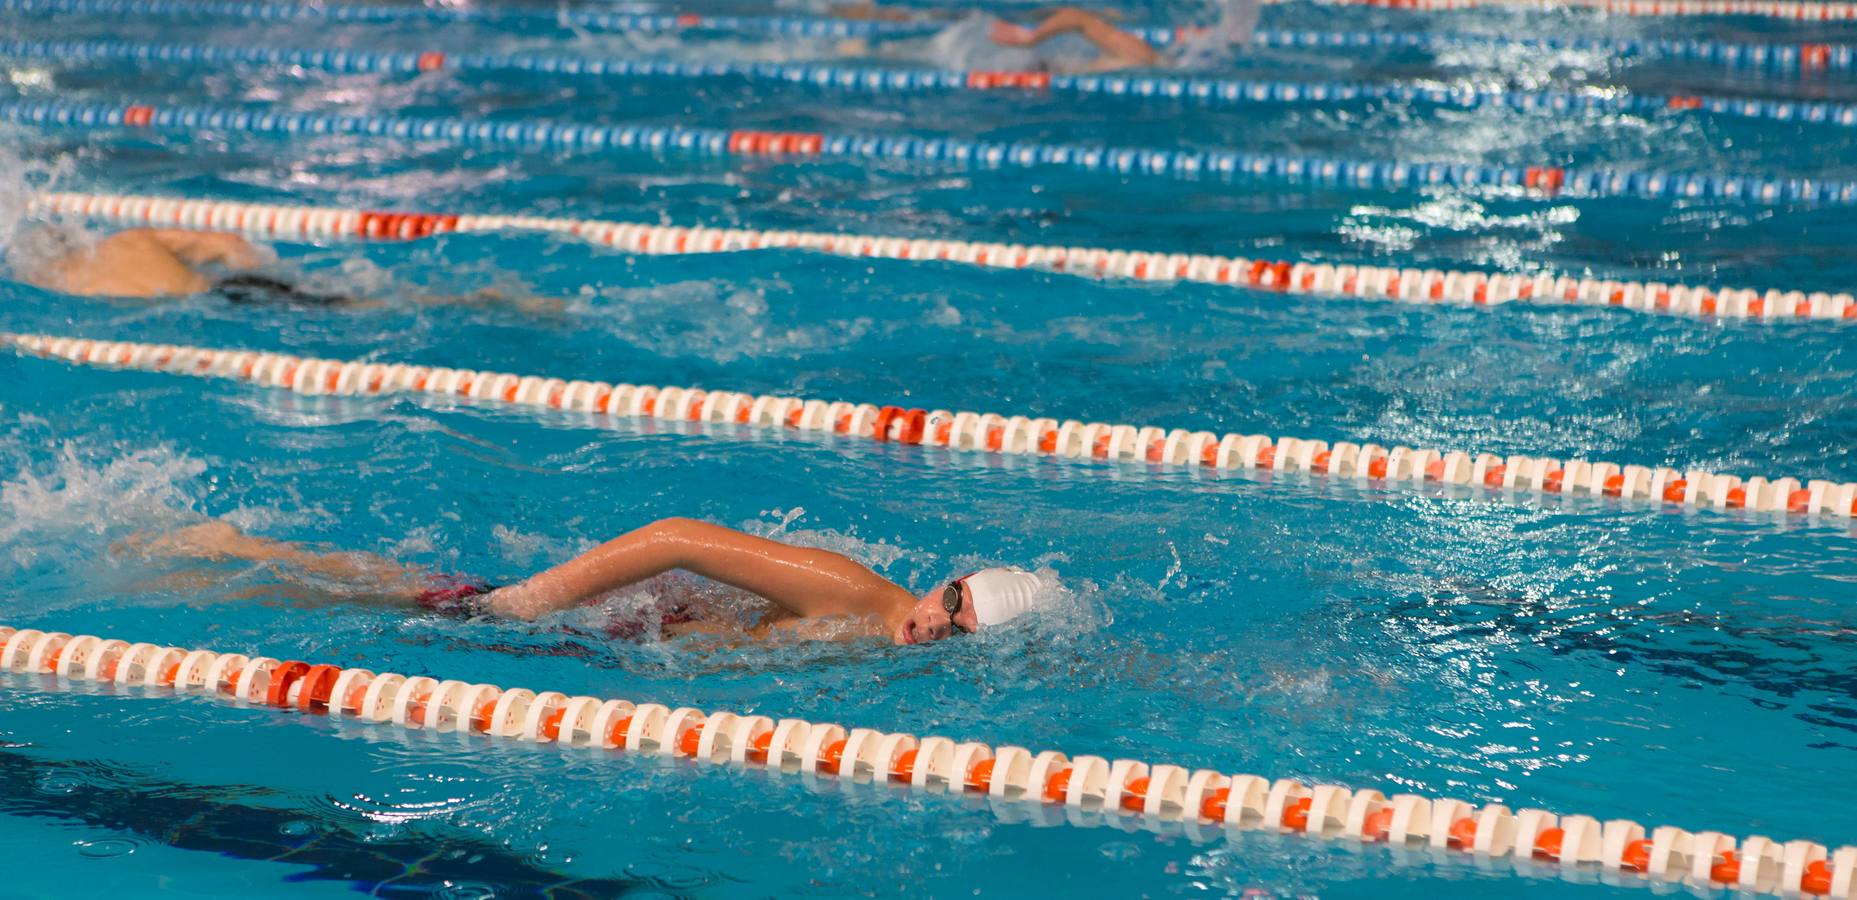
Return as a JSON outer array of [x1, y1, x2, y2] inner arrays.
[[840, 0, 1260, 73], [5, 223, 559, 311]]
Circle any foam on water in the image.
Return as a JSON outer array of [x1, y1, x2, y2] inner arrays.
[[0, 145, 80, 276], [0, 432, 207, 570]]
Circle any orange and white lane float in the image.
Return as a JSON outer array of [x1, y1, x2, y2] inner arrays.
[[1325, 0, 1857, 16], [6, 332, 1855, 524], [2, 623, 1852, 897], [29, 192, 1857, 323]]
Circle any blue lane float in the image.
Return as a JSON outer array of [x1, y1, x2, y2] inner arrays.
[[2, 38, 1854, 130], [1236, 28, 1853, 73], [5, 97, 1855, 205], [0, 0, 940, 37]]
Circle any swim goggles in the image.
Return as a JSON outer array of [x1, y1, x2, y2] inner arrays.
[[942, 576, 974, 634]]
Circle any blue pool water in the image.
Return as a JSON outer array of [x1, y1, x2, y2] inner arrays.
[[1, 0, 1855, 896]]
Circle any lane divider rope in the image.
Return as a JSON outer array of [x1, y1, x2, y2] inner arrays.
[[7, 98, 1855, 206], [32, 190, 1857, 324], [3, 0, 1849, 66], [6, 38, 1853, 130], [1, 623, 1852, 899], [1236, 28, 1854, 73], [0, 0, 944, 38], [4, 0, 1851, 32], [7, 332, 1855, 523], [1314, 0, 1857, 18]]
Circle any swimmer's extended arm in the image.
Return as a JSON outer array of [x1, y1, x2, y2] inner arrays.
[[117, 521, 427, 599], [488, 518, 914, 622], [990, 7, 1159, 67]]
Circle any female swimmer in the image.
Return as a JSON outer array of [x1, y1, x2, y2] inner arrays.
[[124, 517, 1045, 645]]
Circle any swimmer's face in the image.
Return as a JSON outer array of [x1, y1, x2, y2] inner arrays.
[[895, 581, 980, 646]]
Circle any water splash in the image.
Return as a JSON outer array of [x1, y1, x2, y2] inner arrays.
[[0, 432, 207, 573], [746, 507, 910, 573], [0, 142, 78, 276]]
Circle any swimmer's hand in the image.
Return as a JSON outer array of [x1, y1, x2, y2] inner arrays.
[[411, 287, 566, 315], [114, 521, 282, 562], [482, 583, 549, 620], [220, 236, 275, 270], [143, 229, 273, 270], [989, 20, 1038, 46]]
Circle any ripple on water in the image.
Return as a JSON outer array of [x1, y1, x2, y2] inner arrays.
[[656, 869, 712, 890], [525, 842, 575, 868], [1099, 840, 1142, 861], [432, 881, 502, 900], [36, 772, 88, 795], [73, 837, 142, 859], [312, 762, 497, 825], [623, 861, 670, 880]]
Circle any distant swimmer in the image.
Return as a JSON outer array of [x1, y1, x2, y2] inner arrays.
[[123, 517, 1048, 645], [845, 1, 1260, 74], [985, 7, 1167, 71], [7, 224, 336, 302], [6, 224, 559, 312]]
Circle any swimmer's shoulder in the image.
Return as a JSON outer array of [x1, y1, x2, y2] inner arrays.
[[28, 230, 211, 298]]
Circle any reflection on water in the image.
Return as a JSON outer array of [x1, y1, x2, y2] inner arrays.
[[0, 744, 653, 897]]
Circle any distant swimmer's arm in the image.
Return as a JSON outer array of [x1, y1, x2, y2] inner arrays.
[[990, 7, 1159, 66], [486, 518, 912, 622]]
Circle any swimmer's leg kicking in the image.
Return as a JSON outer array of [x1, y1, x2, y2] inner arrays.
[[124, 518, 1044, 645]]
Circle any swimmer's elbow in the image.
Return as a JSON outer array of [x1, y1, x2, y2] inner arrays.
[[644, 516, 706, 557], [651, 516, 704, 534]]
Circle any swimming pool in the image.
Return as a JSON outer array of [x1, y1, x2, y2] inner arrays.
[[1, 0, 1854, 895]]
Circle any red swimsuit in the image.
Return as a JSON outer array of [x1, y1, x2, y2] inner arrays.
[[413, 576, 699, 641]]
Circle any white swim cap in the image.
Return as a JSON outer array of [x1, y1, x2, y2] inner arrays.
[[961, 567, 1044, 628]]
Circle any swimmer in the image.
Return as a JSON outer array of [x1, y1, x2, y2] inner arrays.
[[121, 517, 1045, 645], [6, 224, 562, 312], [987, 7, 1164, 71], [846, 0, 1258, 73], [6, 224, 324, 301]]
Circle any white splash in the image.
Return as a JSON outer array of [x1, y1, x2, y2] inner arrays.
[[0, 438, 206, 571]]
